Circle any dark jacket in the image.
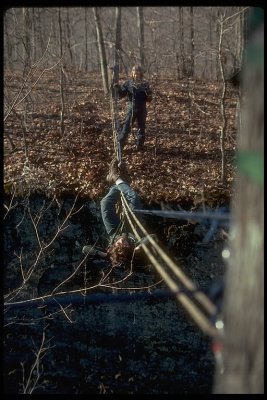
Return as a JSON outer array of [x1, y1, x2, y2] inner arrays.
[[117, 80, 152, 110]]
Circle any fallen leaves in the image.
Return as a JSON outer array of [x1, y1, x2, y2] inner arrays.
[[4, 71, 238, 205]]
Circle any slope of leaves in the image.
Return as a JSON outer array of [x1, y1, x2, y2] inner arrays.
[[4, 71, 238, 206]]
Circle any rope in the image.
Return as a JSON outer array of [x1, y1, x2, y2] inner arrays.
[[4, 288, 203, 310], [109, 47, 122, 164], [120, 193, 219, 338], [130, 80, 135, 141], [122, 194, 217, 315], [134, 209, 230, 223]]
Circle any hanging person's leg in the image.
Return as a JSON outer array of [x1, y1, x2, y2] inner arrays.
[[100, 185, 121, 241], [82, 186, 121, 258]]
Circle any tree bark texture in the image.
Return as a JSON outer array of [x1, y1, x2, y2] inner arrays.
[[189, 7, 194, 78], [137, 7, 145, 70], [217, 14, 227, 185], [58, 8, 65, 137], [113, 7, 121, 84], [213, 9, 264, 394], [93, 7, 109, 95]]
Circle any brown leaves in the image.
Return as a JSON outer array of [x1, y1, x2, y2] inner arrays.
[[4, 71, 238, 205]]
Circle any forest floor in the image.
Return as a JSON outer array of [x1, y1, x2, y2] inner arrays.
[[4, 70, 239, 208], [4, 70, 237, 394]]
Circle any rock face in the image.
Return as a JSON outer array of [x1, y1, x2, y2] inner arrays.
[[3, 194, 227, 394]]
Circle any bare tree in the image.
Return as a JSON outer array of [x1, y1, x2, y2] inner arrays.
[[4, 7, 247, 81], [113, 7, 121, 83], [84, 8, 89, 72], [66, 8, 73, 66], [93, 7, 109, 95], [217, 11, 227, 184], [136, 7, 145, 70], [178, 7, 186, 78], [213, 8, 264, 393], [216, 7, 248, 184], [58, 8, 65, 137], [37, 8, 45, 60], [108, 8, 122, 160], [22, 8, 31, 73], [189, 7, 195, 78], [209, 8, 214, 80]]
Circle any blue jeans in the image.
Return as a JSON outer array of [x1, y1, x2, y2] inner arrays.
[[100, 183, 142, 241], [119, 105, 147, 148]]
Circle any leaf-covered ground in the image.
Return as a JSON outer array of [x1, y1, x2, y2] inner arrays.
[[4, 71, 234, 394], [4, 71, 239, 206]]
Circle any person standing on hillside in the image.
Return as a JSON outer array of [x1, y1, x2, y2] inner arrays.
[[113, 65, 152, 152]]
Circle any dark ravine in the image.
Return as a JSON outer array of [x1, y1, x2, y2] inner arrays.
[[4, 194, 227, 394]]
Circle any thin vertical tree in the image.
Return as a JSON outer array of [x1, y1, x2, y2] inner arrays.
[[113, 7, 121, 83], [93, 7, 109, 95], [22, 7, 31, 73], [209, 7, 214, 80], [217, 11, 227, 184], [178, 7, 186, 78], [58, 8, 65, 136], [137, 6, 145, 70], [31, 8, 36, 62], [37, 8, 45, 60], [189, 7, 195, 78], [66, 8, 73, 67], [84, 8, 88, 72], [109, 6, 122, 159], [213, 8, 264, 394]]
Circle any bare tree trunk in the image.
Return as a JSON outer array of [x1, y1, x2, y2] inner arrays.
[[31, 8, 36, 62], [58, 8, 65, 137], [178, 7, 186, 77], [215, 9, 221, 81], [235, 8, 249, 133], [235, 8, 242, 69], [213, 9, 264, 394], [4, 12, 12, 71], [152, 74, 159, 159], [187, 78, 192, 135], [109, 7, 122, 159], [209, 8, 214, 80], [22, 7, 31, 73], [217, 13, 227, 185], [66, 9, 73, 67], [136, 6, 145, 70], [114, 7, 121, 83], [37, 8, 45, 59], [84, 8, 88, 72], [93, 7, 109, 95], [189, 7, 194, 78]]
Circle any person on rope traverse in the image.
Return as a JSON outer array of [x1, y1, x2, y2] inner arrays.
[[82, 158, 152, 266], [114, 65, 152, 153]]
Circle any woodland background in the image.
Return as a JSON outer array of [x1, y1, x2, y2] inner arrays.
[[3, 6, 263, 395], [4, 6, 246, 204]]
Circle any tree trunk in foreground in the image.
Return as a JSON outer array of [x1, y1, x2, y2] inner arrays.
[[213, 8, 264, 394]]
